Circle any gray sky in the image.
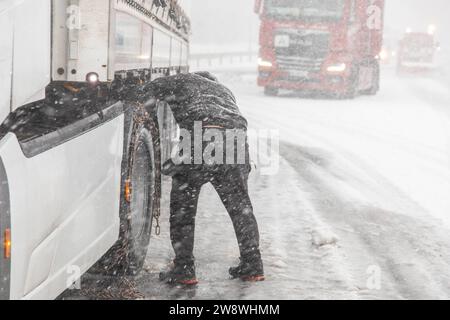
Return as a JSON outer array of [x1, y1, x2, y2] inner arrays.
[[189, 0, 449, 49], [385, 0, 449, 37], [190, 0, 258, 48]]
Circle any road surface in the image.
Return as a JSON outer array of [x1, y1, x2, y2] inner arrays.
[[61, 68, 450, 300]]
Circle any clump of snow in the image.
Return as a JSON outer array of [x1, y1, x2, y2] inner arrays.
[[311, 228, 339, 248], [272, 259, 288, 269]]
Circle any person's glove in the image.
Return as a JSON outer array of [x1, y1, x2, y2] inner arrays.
[[143, 97, 158, 109], [162, 159, 186, 177]]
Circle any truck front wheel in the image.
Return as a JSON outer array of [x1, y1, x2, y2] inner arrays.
[[361, 61, 380, 96], [264, 86, 279, 96], [339, 65, 359, 99], [121, 126, 157, 275], [92, 104, 161, 276]]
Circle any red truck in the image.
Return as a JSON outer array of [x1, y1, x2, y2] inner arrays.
[[397, 30, 440, 74], [255, 0, 385, 98]]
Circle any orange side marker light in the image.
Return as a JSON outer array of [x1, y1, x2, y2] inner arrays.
[[125, 180, 132, 203], [4, 229, 11, 259]]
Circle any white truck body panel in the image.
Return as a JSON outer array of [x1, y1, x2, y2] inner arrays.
[[0, 0, 190, 300], [0, 0, 51, 120], [51, 0, 71, 82], [12, 0, 51, 111], [0, 6, 13, 124], [0, 115, 124, 300], [10, 0, 51, 110], [52, 0, 111, 82], [73, 0, 110, 81], [1, 0, 190, 118]]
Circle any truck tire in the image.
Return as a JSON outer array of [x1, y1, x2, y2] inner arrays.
[[361, 61, 380, 95], [91, 103, 161, 276], [339, 65, 359, 99], [264, 86, 279, 96]]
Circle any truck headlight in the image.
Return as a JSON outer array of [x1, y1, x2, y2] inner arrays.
[[327, 63, 347, 73], [379, 49, 389, 61], [258, 58, 273, 68]]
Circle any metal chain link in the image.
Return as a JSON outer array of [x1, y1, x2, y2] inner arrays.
[[154, 208, 161, 236]]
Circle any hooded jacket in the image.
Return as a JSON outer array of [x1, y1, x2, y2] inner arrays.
[[136, 73, 248, 131]]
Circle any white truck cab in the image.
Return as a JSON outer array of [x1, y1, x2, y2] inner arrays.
[[0, 0, 190, 300]]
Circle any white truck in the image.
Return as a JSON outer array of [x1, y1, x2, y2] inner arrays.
[[0, 0, 190, 300]]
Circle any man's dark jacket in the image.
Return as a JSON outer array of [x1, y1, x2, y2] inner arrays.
[[136, 73, 248, 130]]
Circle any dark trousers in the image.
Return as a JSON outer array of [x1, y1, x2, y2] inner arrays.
[[170, 163, 262, 266]]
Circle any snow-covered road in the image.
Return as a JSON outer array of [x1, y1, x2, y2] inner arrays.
[[62, 69, 450, 300]]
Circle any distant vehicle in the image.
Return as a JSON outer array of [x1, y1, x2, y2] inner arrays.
[[0, 0, 190, 300], [397, 29, 440, 74], [254, 0, 385, 98]]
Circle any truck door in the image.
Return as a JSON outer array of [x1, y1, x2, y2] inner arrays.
[[0, 111, 124, 299], [0, 0, 124, 299], [0, 6, 13, 124]]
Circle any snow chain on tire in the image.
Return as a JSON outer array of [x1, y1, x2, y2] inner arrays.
[[133, 102, 161, 237]]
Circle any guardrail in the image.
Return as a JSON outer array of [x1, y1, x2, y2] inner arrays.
[[189, 51, 258, 69]]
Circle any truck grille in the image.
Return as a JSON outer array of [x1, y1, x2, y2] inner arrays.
[[275, 29, 330, 73], [276, 56, 324, 72]]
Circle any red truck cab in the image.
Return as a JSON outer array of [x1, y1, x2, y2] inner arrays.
[[255, 0, 385, 98]]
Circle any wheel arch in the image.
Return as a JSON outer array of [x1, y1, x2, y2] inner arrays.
[[90, 101, 161, 276]]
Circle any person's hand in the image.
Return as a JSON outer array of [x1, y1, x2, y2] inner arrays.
[[161, 159, 186, 177], [144, 97, 158, 109]]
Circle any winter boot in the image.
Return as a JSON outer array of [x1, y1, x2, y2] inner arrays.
[[159, 262, 198, 285], [229, 258, 265, 282]]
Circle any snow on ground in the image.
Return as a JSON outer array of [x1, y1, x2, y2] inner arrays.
[[233, 70, 450, 228], [228, 69, 450, 299], [62, 68, 450, 300]]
